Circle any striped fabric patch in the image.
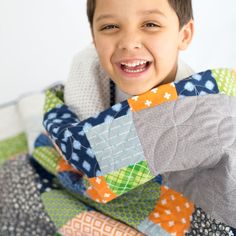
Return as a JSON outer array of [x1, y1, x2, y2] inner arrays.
[[212, 68, 236, 97]]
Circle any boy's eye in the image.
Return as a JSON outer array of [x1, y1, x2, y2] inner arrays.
[[143, 22, 160, 29], [100, 24, 119, 31]]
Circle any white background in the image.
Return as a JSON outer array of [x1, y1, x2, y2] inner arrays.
[[0, 0, 235, 105]]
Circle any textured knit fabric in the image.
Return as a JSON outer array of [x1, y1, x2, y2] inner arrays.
[[64, 45, 111, 120]]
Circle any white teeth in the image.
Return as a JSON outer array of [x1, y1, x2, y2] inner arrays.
[[121, 60, 147, 68], [123, 67, 146, 73]]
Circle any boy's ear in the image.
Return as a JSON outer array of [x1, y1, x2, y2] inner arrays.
[[178, 20, 194, 51], [90, 27, 96, 46]]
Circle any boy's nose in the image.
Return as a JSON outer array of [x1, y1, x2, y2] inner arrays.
[[117, 33, 142, 51]]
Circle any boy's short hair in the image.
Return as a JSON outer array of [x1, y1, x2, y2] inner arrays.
[[87, 0, 193, 29]]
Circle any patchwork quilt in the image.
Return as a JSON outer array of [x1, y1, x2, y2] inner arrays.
[[0, 68, 236, 236]]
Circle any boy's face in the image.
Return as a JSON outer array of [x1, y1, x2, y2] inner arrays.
[[92, 0, 193, 95]]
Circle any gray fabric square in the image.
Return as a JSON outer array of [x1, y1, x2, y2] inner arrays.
[[133, 94, 236, 227]]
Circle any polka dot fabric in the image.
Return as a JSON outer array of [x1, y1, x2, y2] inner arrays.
[[174, 70, 219, 97], [149, 186, 195, 236], [0, 155, 56, 236]]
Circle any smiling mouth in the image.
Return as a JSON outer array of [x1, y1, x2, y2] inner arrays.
[[120, 60, 152, 73]]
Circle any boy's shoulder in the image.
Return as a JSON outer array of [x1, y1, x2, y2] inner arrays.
[[175, 59, 195, 81]]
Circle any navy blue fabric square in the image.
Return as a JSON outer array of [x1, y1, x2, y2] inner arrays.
[[153, 175, 162, 185], [58, 172, 86, 195], [85, 100, 130, 127], [175, 70, 219, 97], [34, 133, 54, 148], [231, 227, 236, 234], [43, 105, 101, 178], [43, 101, 130, 178]]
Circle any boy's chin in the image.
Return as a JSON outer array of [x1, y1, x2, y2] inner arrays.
[[119, 85, 153, 96]]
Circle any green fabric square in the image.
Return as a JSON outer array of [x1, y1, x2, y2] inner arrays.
[[32, 146, 61, 175], [212, 68, 236, 97], [41, 189, 88, 229], [44, 90, 64, 114], [105, 161, 154, 195], [0, 132, 28, 166], [70, 180, 161, 228]]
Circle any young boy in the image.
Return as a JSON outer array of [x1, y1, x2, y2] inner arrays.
[[41, 0, 235, 235]]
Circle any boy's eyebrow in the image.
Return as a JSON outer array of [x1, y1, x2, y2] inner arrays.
[[95, 9, 166, 23], [138, 9, 166, 17], [95, 14, 118, 22]]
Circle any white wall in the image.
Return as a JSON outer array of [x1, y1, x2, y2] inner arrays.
[[181, 0, 236, 71], [0, 0, 235, 105]]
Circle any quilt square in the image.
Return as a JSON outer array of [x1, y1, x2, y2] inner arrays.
[[105, 161, 154, 195], [175, 70, 219, 97], [86, 112, 145, 175]]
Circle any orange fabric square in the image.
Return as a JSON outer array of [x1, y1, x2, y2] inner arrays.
[[57, 158, 82, 175], [86, 176, 117, 203], [128, 83, 178, 112], [149, 185, 195, 236], [59, 211, 144, 236]]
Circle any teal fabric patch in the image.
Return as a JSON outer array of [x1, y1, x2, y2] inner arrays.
[[138, 218, 171, 236], [86, 111, 145, 175]]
